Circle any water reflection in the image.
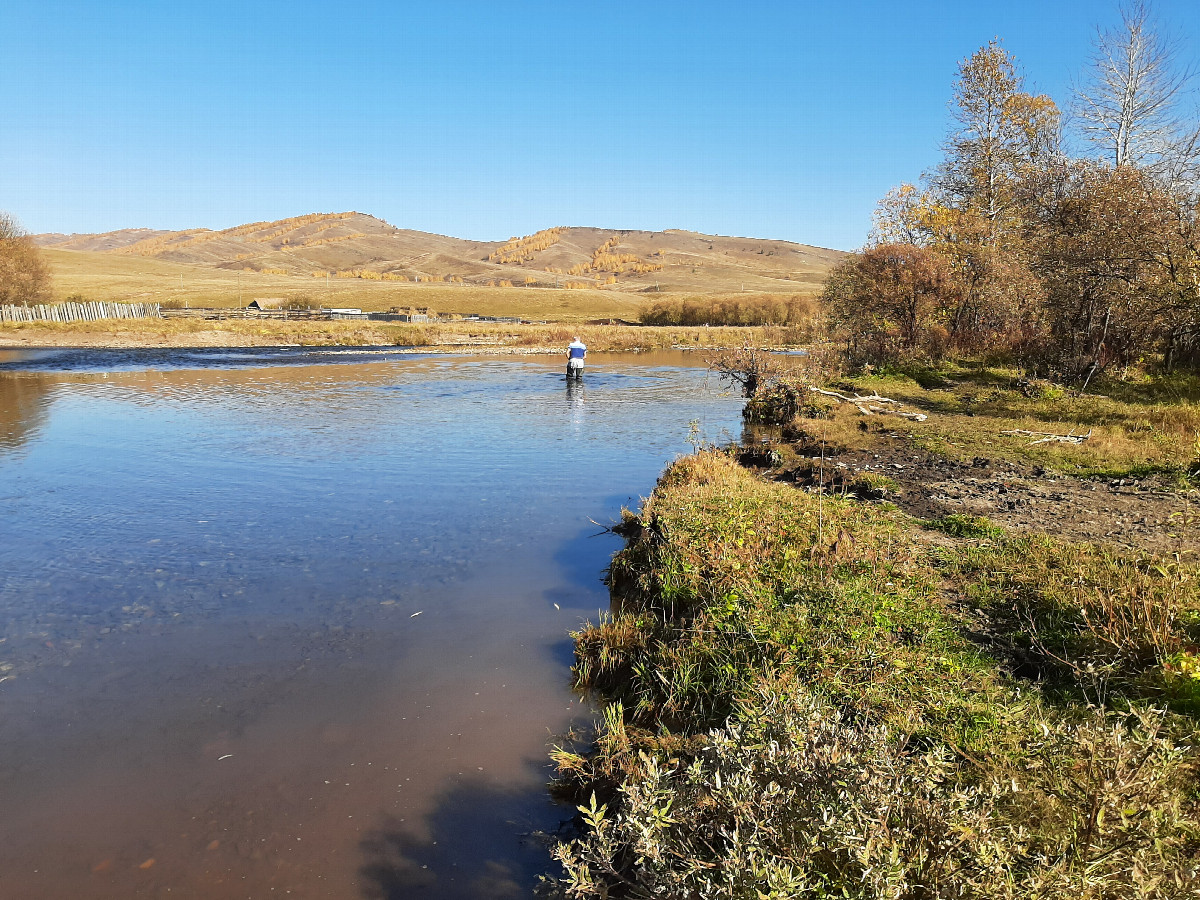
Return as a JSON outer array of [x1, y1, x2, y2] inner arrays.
[[0, 374, 54, 451], [0, 349, 742, 899], [565, 376, 585, 404]]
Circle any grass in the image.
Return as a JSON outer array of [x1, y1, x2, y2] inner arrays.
[[942, 533, 1200, 708], [924, 513, 1005, 539], [40, 248, 829, 324], [0, 317, 818, 351], [549, 450, 1200, 899], [779, 361, 1200, 482]]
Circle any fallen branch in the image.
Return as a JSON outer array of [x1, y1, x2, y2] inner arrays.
[[861, 403, 928, 421], [1001, 428, 1092, 445], [811, 387, 900, 405], [812, 388, 928, 421]]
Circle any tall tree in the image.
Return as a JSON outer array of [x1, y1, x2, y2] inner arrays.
[[0, 212, 51, 306], [894, 44, 1060, 352], [1074, 1, 1195, 176], [934, 41, 1060, 244]]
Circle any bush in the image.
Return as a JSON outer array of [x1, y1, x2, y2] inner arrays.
[[0, 212, 51, 305], [552, 687, 1200, 900], [642, 293, 815, 327], [822, 243, 960, 367]]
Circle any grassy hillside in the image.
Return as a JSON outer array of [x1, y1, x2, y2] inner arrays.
[[37, 213, 844, 303]]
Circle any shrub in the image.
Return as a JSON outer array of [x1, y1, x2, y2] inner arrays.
[[0, 212, 51, 305], [552, 686, 1200, 900], [643, 294, 815, 327]]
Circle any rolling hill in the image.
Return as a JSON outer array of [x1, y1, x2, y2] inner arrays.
[[37, 212, 844, 297]]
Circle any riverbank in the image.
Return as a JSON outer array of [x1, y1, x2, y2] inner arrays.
[[0, 319, 812, 352], [550, 362, 1200, 898]]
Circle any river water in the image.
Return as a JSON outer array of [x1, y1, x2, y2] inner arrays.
[[0, 347, 743, 899]]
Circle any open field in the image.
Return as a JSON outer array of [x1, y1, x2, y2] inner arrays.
[[42, 249, 652, 320]]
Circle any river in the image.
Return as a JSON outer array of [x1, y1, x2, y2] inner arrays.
[[0, 347, 744, 899]]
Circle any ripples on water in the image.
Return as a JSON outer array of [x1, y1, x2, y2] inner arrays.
[[0, 347, 743, 899]]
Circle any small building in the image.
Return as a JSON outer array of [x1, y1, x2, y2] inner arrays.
[[247, 298, 286, 310]]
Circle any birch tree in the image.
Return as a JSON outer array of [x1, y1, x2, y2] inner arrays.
[[1074, 1, 1196, 178]]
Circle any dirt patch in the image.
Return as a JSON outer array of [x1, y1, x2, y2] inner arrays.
[[778, 441, 1197, 557]]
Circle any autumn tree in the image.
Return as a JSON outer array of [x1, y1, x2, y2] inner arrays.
[[833, 13, 1200, 376], [822, 243, 960, 365], [933, 41, 1061, 243], [1157, 188, 1200, 369], [1023, 160, 1183, 381], [0, 212, 51, 306], [867, 45, 1060, 353]]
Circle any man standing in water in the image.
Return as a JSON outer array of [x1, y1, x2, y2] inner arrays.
[[566, 336, 586, 379]]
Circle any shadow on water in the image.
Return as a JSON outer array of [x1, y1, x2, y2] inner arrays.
[[358, 767, 571, 900], [0, 374, 54, 451], [542, 521, 623, 690], [547, 523, 623, 604]]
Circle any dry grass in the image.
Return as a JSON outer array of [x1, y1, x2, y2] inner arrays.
[[41, 249, 649, 321], [827, 366, 1200, 479], [0, 318, 818, 351], [41, 242, 836, 324]]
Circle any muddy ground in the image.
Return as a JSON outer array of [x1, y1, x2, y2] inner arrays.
[[774, 438, 1197, 558]]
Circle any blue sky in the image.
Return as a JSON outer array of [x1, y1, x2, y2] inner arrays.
[[1, 1, 1197, 250]]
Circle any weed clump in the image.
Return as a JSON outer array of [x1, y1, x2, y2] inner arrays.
[[554, 687, 1200, 900], [926, 513, 1004, 539]]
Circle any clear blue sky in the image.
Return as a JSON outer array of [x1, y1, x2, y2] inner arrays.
[[1, 0, 1196, 250]]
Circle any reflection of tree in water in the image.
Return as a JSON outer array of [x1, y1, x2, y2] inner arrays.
[[0, 375, 52, 451], [358, 773, 571, 900]]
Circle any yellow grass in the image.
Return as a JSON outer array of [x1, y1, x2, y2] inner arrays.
[[43, 249, 651, 321], [0, 318, 814, 351]]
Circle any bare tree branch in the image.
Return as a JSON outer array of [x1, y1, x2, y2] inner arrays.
[[1074, 0, 1196, 177]]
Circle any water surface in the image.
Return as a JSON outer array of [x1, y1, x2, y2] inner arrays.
[[0, 348, 742, 899]]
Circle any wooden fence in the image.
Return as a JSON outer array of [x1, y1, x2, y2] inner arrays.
[[160, 308, 327, 321], [0, 301, 162, 324]]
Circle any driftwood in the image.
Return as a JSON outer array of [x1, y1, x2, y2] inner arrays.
[[811, 388, 928, 422], [811, 388, 899, 405], [1001, 428, 1092, 445]]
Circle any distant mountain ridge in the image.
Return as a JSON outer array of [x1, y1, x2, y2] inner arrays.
[[37, 212, 844, 294]]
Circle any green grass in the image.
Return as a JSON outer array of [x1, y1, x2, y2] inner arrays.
[[550, 450, 1200, 899], [941, 532, 1200, 709], [819, 362, 1200, 481], [923, 513, 1005, 539]]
